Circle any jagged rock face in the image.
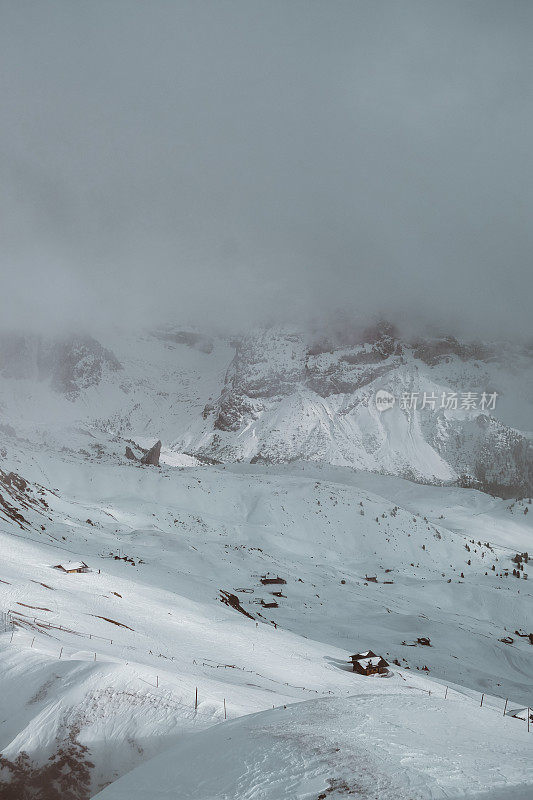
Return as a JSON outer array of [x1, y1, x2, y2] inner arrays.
[[0, 333, 121, 398], [45, 335, 122, 397], [0, 468, 50, 529], [192, 326, 533, 495], [125, 447, 137, 461], [140, 440, 161, 466], [412, 336, 497, 366], [425, 413, 533, 497], [212, 326, 403, 432], [213, 331, 308, 433]]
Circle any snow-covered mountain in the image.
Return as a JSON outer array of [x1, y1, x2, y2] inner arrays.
[[185, 324, 533, 495], [1, 323, 531, 495]]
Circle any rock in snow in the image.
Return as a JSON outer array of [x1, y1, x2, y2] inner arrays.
[[125, 446, 137, 461], [140, 440, 161, 466]]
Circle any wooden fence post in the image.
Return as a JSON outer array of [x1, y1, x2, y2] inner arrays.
[[480, 693, 484, 707], [195, 687, 198, 710], [503, 698, 508, 716], [445, 686, 448, 700], [224, 698, 226, 719], [528, 708, 530, 734], [31, 637, 35, 648], [59, 647, 63, 659], [94, 652, 96, 661], [156, 675, 159, 688]]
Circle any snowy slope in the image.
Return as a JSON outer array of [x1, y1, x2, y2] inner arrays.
[[1, 446, 533, 796], [94, 693, 533, 800], [1, 323, 532, 797]]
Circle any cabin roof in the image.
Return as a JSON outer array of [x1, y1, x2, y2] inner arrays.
[[350, 649, 377, 659], [54, 561, 87, 571], [356, 656, 384, 668]]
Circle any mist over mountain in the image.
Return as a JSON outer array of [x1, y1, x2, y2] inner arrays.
[[0, 321, 531, 497], [2, 3, 533, 799]]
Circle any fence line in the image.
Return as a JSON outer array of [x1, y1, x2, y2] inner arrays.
[[5, 611, 532, 733]]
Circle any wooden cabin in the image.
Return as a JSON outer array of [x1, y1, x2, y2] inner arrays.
[[53, 561, 88, 574], [350, 650, 388, 676], [351, 655, 389, 676], [260, 576, 286, 585]]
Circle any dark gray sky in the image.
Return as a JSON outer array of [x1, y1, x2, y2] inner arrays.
[[1, 1, 532, 339]]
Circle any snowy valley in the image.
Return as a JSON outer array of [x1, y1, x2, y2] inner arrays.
[[0, 325, 532, 799]]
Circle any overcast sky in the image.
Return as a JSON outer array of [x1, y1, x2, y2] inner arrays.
[[1, 1, 532, 340]]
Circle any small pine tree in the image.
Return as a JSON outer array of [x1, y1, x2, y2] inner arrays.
[[0, 726, 94, 800]]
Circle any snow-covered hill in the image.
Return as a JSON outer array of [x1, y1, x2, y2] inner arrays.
[[1, 444, 532, 797], [94, 693, 533, 800]]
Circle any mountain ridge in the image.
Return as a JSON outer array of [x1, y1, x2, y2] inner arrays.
[[0, 323, 531, 496]]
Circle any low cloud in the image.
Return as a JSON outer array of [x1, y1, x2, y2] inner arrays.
[[1, 1, 532, 341]]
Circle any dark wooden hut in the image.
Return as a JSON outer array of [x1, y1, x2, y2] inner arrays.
[[351, 655, 389, 676], [349, 650, 389, 676]]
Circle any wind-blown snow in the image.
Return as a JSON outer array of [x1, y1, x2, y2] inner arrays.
[[94, 693, 533, 800]]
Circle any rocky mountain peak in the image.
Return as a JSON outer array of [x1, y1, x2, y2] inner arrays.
[[0, 332, 121, 398]]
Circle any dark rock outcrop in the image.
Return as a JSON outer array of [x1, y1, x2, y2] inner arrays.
[[219, 590, 255, 619], [140, 440, 161, 466], [0, 468, 50, 529], [0, 332, 122, 398], [125, 447, 137, 461]]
